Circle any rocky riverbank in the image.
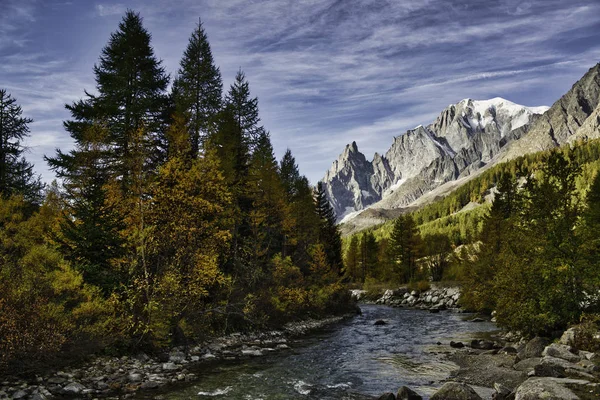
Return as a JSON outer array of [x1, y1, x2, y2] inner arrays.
[[352, 285, 463, 312], [0, 315, 353, 400], [375, 328, 600, 400]]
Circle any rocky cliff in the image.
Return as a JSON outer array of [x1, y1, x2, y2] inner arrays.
[[322, 97, 549, 222]]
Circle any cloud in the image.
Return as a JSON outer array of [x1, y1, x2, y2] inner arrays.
[[95, 3, 126, 17]]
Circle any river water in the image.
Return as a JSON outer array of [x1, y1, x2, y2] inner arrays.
[[148, 305, 497, 399]]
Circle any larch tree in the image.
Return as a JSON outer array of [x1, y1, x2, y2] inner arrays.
[[172, 19, 222, 157], [315, 182, 343, 275], [389, 214, 421, 283]]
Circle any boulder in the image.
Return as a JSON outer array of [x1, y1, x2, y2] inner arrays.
[[559, 328, 577, 347], [518, 337, 551, 360], [430, 382, 482, 400], [11, 391, 27, 400], [140, 381, 160, 390], [450, 341, 465, 349], [493, 382, 512, 400], [514, 357, 542, 372], [169, 351, 186, 363], [241, 349, 263, 357], [374, 320, 388, 326], [377, 393, 396, 400], [161, 362, 180, 371], [514, 377, 582, 400], [541, 344, 580, 363], [397, 386, 422, 400], [63, 382, 85, 395]]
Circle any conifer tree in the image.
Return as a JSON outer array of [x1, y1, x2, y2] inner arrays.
[[389, 214, 421, 283], [172, 20, 222, 156], [280, 149, 301, 202], [344, 235, 360, 282], [315, 182, 343, 274], [359, 232, 378, 282], [0, 89, 42, 202], [225, 69, 262, 149]]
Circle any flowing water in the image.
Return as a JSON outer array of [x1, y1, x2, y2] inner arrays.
[[143, 305, 497, 399]]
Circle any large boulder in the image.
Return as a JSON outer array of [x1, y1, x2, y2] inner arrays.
[[518, 337, 551, 360], [514, 377, 584, 400], [397, 386, 422, 400], [559, 328, 577, 347], [430, 382, 482, 400], [542, 344, 580, 363], [377, 393, 396, 400], [62, 382, 86, 395]]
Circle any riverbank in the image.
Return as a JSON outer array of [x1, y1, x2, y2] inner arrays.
[[0, 314, 356, 400]]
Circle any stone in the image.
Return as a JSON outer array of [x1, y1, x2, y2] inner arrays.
[[374, 320, 387, 326], [161, 362, 179, 371], [500, 346, 518, 354], [518, 337, 551, 360], [47, 377, 66, 385], [140, 381, 160, 390], [30, 394, 46, 400], [559, 328, 577, 347], [397, 385, 423, 400], [542, 344, 580, 363], [128, 373, 143, 383], [241, 349, 263, 357], [514, 377, 582, 400], [450, 341, 465, 349], [10, 390, 27, 400], [430, 382, 482, 400], [377, 393, 396, 400], [493, 382, 512, 399], [62, 382, 85, 395], [169, 351, 186, 363]]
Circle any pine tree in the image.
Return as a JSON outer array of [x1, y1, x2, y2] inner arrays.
[[389, 214, 421, 283], [344, 235, 360, 282], [225, 69, 262, 149], [315, 182, 343, 274], [54, 10, 169, 194], [0, 89, 42, 202], [280, 149, 301, 202], [172, 20, 222, 156], [359, 232, 378, 282]]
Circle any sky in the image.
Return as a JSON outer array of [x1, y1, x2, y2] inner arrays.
[[3, 0, 600, 185]]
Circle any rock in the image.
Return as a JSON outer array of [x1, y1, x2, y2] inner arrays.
[[470, 317, 485, 322], [397, 385, 422, 400], [493, 382, 512, 399], [559, 328, 577, 347], [30, 394, 46, 400], [542, 344, 580, 363], [62, 382, 86, 395], [429, 308, 440, 313], [47, 377, 66, 385], [128, 373, 143, 383], [241, 349, 263, 357], [471, 340, 495, 350], [202, 352, 216, 360], [134, 352, 150, 362], [140, 381, 160, 390], [410, 290, 419, 297], [374, 320, 387, 326], [518, 337, 551, 360], [161, 362, 179, 371], [10, 390, 27, 400], [514, 377, 582, 400], [377, 393, 396, 400], [450, 341, 465, 349], [514, 358, 542, 373], [169, 351, 186, 363], [430, 382, 482, 400], [500, 346, 518, 354]]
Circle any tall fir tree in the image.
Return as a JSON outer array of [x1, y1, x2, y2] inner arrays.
[[225, 69, 262, 149], [0, 89, 42, 202], [172, 20, 222, 157], [344, 235, 360, 282], [359, 232, 378, 282], [389, 214, 421, 283], [315, 182, 343, 275]]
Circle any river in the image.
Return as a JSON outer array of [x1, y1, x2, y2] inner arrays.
[[142, 305, 497, 399]]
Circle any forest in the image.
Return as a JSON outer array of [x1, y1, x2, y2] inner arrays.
[[343, 140, 600, 336], [0, 11, 353, 375]]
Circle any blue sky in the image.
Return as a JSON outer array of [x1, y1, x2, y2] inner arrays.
[[3, 0, 600, 184]]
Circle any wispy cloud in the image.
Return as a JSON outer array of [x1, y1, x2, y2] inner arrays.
[[2, 0, 600, 185]]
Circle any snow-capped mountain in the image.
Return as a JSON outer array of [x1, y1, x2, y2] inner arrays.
[[321, 97, 550, 223]]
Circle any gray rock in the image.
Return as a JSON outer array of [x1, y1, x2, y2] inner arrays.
[[241, 349, 263, 357], [518, 337, 551, 360], [493, 382, 512, 400], [62, 382, 85, 395], [30, 394, 46, 400], [514, 358, 542, 373], [169, 351, 186, 363], [10, 390, 27, 400], [377, 393, 396, 400], [430, 382, 482, 400], [140, 381, 160, 390], [542, 344, 580, 363], [450, 341, 465, 349], [514, 377, 583, 400], [128, 373, 143, 383], [46, 377, 66, 385], [397, 385, 422, 400], [161, 362, 179, 371], [559, 328, 577, 347]]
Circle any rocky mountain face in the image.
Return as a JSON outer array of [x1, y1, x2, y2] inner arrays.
[[322, 97, 549, 221]]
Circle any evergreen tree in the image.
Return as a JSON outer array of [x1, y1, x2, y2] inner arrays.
[[225, 69, 262, 149], [53, 10, 169, 194], [172, 20, 222, 156], [422, 233, 451, 282], [0, 89, 42, 202], [279, 149, 301, 202], [359, 232, 378, 282], [344, 235, 360, 282], [315, 182, 343, 274], [389, 214, 421, 283]]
